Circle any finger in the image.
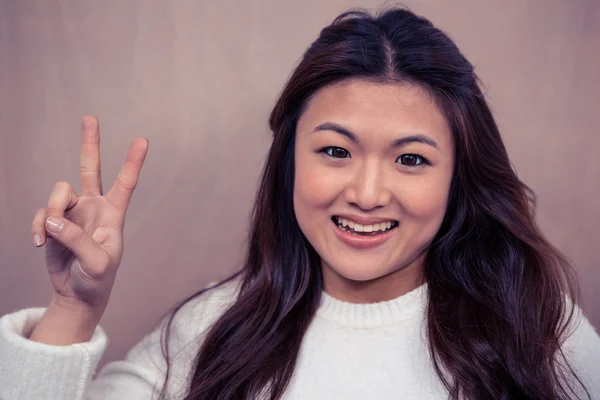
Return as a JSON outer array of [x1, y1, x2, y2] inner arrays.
[[32, 208, 47, 247], [46, 181, 79, 223], [44, 216, 110, 279], [80, 116, 103, 196], [106, 137, 149, 215]]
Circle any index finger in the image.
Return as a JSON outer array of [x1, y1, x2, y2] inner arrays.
[[80, 116, 103, 196], [106, 137, 149, 215]]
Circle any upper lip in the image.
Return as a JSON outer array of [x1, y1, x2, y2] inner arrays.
[[333, 214, 398, 225]]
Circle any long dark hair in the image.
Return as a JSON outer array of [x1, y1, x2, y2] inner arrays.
[[158, 6, 588, 400]]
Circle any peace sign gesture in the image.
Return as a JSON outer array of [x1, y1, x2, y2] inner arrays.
[[31, 116, 148, 323]]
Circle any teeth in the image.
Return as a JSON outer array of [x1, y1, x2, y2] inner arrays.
[[335, 217, 396, 233]]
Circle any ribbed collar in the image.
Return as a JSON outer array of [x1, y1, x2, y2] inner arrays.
[[315, 283, 428, 328]]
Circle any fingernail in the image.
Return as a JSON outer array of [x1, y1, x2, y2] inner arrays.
[[33, 233, 42, 247], [46, 217, 64, 232]]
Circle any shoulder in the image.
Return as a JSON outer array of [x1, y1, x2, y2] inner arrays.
[[171, 277, 243, 339], [123, 277, 242, 368], [561, 302, 599, 354], [560, 303, 600, 398], [91, 279, 242, 398]]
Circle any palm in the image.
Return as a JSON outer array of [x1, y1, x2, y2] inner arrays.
[[45, 196, 121, 304]]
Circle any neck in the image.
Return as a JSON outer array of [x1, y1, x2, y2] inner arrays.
[[321, 252, 426, 303]]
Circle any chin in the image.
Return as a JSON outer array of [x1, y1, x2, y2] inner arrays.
[[326, 260, 392, 282]]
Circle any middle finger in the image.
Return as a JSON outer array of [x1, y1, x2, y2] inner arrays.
[[80, 116, 103, 196]]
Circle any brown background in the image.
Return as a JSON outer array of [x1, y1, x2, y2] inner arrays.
[[1, 0, 598, 368]]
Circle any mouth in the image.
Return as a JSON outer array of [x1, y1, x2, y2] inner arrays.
[[331, 216, 399, 236]]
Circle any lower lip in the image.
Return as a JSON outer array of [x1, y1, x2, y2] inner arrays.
[[331, 219, 396, 249]]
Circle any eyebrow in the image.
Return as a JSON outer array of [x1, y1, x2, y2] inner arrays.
[[312, 122, 440, 150]]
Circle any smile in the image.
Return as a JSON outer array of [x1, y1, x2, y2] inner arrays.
[[332, 216, 399, 236]]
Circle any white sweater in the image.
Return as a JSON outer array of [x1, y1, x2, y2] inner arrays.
[[1, 280, 599, 400]]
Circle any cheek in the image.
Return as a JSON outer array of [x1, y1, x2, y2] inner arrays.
[[396, 176, 451, 223], [293, 153, 342, 240], [294, 156, 342, 209]]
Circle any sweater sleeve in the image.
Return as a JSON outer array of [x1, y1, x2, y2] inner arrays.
[[0, 307, 108, 399], [0, 281, 239, 400], [561, 305, 600, 399], [0, 306, 207, 400]]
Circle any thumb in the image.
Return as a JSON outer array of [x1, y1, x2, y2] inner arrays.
[[45, 216, 109, 276]]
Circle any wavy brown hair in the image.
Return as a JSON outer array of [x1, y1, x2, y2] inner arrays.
[[157, 6, 589, 400]]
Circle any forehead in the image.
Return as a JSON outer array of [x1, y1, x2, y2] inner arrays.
[[298, 78, 453, 150]]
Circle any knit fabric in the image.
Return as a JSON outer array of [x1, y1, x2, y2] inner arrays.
[[1, 280, 599, 399]]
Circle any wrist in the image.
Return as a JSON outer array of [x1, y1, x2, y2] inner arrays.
[[49, 293, 107, 317], [28, 296, 106, 345]]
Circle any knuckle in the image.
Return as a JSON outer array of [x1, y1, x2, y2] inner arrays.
[[87, 254, 113, 279], [33, 208, 46, 221], [54, 181, 71, 190], [80, 164, 99, 174], [32, 211, 46, 234], [127, 158, 143, 168], [116, 176, 136, 191], [32, 210, 45, 227], [46, 205, 63, 214]]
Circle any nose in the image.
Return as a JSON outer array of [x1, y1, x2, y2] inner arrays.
[[344, 160, 392, 211]]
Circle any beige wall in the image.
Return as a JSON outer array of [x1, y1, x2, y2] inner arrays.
[[1, 0, 598, 368]]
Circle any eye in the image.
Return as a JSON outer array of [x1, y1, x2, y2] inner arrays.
[[321, 146, 350, 158], [396, 153, 429, 166]]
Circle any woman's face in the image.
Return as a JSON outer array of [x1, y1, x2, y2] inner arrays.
[[293, 78, 455, 302]]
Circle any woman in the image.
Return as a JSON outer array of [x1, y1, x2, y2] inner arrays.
[[1, 6, 598, 400]]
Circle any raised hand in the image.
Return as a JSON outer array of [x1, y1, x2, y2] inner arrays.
[[30, 116, 148, 325]]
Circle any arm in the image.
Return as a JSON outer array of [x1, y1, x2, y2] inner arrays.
[[0, 281, 233, 400], [0, 307, 108, 400], [0, 307, 191, 400]]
